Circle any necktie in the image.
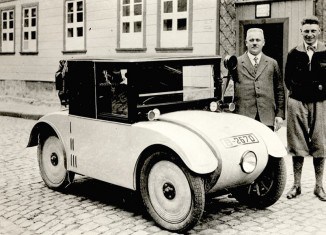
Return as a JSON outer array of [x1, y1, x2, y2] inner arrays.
[[253, 57, 258, 73], [307, 46, 315, 71], [307, 45, 316, 52]]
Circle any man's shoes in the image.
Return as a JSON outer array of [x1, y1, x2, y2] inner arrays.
[[286, 185, 301, 199], [314, 186, 326, 201]]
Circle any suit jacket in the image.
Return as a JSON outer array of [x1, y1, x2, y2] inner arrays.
[[233, 53, 285, 126]]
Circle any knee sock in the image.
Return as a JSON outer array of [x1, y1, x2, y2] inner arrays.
[[313, 158, 325, 188], [293, 156, 304, 187]]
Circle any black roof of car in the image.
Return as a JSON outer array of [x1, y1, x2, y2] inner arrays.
[[66, 55, 222, 63]]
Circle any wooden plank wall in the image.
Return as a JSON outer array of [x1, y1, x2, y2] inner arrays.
[[236, 0, 313, 51]]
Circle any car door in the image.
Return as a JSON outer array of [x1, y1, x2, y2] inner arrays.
[[68, 117, 137, 190]]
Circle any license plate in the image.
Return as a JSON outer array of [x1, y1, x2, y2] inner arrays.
[[221, 134, 259, 148]]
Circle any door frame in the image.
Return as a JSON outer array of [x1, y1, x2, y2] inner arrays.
[[237, 18, 289, 73]]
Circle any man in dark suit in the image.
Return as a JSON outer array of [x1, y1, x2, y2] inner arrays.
[[233, 28, 285, 131], [285, 16, 326, 201]]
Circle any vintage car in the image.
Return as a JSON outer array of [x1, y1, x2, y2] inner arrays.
[[27, 56, 287, 232]]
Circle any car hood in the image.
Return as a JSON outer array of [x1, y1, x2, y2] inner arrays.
[[158, 110, 287, 158]]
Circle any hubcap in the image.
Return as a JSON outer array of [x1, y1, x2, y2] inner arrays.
[[163, 182, 176, 200], [148, 160, 192, 223], [50, 153, 59, 166]]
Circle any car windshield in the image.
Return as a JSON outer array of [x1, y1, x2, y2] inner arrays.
[[136, 64, 215, 107]]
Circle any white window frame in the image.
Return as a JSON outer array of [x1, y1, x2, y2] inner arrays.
[[118, 0, 145, 50], [64, 0, 86, 52], [1, 7, 15, 53], [160, 0, 191, 48], [21, 4, 38, 53]]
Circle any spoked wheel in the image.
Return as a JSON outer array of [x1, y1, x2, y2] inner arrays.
[[232, 157, 286, 208], [38, 136, 74, 190], [140, 152, 205, 232]]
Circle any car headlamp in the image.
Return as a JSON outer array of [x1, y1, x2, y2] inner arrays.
[[240, 151, 257, 174], [210, 102, 218, 112], [147, 108, 160, 121]]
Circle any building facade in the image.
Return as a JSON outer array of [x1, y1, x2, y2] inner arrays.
[[0, 0, 220, 105], [0, 0, 325, 105]]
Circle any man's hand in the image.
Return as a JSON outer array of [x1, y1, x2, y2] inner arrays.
[[274, 117, 283, 131]]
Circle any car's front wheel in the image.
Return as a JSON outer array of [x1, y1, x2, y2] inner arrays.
[[232, 157, 286, 208], [139, 152, 205, 232], [38, 136, 74, 190]]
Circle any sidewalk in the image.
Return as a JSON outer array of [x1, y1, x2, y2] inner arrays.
[[0, 101, 61, 120]]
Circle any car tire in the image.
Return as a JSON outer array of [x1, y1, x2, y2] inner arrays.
[[38, 136, 74, 190], [139, 152, 205, 232], [232, 157, 286, 208]]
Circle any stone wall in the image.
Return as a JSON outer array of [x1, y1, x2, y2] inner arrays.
[[0, 80, 59, 106], [315, 0, 326, 42]]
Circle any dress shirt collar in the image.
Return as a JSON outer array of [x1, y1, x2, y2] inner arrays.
[[247, 52, 262, 65], [304, 41, 318, 52]]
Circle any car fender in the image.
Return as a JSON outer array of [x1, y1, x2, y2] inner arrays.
[[27, 111, 70, 151], [251, 123, 287, 158], [134, 121, 218, 174]]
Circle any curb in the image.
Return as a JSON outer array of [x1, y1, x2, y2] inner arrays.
[[0, 110, 42, 120]]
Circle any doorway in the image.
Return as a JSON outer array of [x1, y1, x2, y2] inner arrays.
[[238, 18, 289, 73]]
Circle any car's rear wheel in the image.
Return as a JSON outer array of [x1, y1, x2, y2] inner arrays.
[[232, 157, 286, 208], [38, 136, 74, 190], [140, 152, 205, 232]]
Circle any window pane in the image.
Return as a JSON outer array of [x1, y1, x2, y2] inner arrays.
[[163, 19, 172, 31], [9, 11, 13, 19], [77, 1, 83, 11], [3, 33, 7, 41], [134, 0, 142, 3], [177, 18, 187, 30], [31, 18, 36, 27], [9, 21, 13, 29], [123, 6, 130, 16], [32, 8, 36, 17], [3, 22, 7, 29], [134, 4, 142, 15], [68, 14, 74, 23], [178, 0, 187, 12], [24, 9, 29, 17], [123, 22, 130, 33], [134, 21, 142, 32], [31, 31, 36, 40], [77, 12, 83, 22], [24, 19, 29, 27], [68, 2, 74, 12], [123, 0, 130, 4], [68, 28, 73, 37], [9, 33, 13, 41], [164, 1, 173, 13], [77, 27, 83, 37], [3, 12, 7, 20], [24, 32, 29, 40]]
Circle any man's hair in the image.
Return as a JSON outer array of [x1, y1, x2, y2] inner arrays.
[[246, 28, 264, 39], [301, 16, 319, 26]]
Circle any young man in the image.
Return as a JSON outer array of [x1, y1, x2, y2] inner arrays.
[[233, 28, 285, 131], [285, 16, 326, 201]]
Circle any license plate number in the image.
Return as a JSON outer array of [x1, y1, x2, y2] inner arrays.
[[221, 134, 259, 148]]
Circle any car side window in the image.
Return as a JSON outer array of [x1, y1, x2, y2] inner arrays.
[[96, 63, 128, 119]]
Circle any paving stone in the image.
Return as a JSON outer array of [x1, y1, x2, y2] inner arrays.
[[1, 116, 326, 235]]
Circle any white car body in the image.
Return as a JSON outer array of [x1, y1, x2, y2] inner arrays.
[[30, 109, 286, 192]]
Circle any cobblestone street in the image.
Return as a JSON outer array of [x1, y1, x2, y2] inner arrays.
[[1, 115, 326, 235]]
